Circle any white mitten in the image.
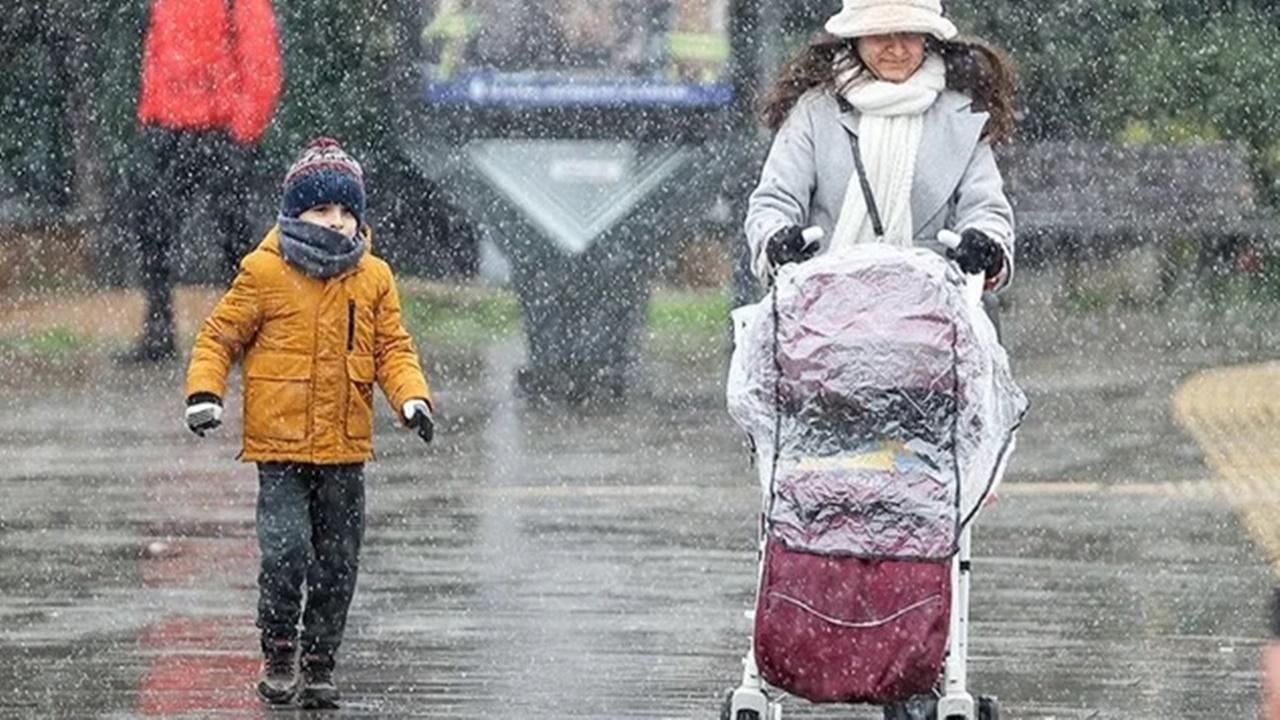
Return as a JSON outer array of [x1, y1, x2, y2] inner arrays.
[[185, 401, 223, 437], [402, 399, 434, 444]]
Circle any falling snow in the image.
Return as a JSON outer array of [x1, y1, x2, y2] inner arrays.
[[2, 1, 1280, 718]]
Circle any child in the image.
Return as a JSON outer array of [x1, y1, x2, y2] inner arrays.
[[183, 137, 435, 709]]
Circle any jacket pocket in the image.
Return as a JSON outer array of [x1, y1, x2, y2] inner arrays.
[[243, 352, 312, 441], [345, 354, 376, 439]]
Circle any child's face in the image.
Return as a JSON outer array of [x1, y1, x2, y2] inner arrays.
[[297, 203, 358, 239]]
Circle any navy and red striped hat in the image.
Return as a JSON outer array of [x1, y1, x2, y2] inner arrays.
[[280, 137, 366, 224]]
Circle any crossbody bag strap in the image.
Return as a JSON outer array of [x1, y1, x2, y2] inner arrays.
[[836, 95, 884, 239]]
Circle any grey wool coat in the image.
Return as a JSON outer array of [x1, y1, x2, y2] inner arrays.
[[744, 88, 1015, 287]]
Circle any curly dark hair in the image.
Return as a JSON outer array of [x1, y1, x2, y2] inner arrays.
[[758, 34, 1016, 145]]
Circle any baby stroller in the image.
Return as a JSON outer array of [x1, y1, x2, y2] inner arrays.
[[724, 239, 1027, 720]]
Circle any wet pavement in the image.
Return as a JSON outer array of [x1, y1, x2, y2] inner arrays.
[[2, 274, 1280, 719]]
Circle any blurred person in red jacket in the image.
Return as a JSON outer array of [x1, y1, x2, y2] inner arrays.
[[120, 0, 283, 362]]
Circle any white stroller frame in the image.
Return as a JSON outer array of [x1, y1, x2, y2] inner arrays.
[[723, 231, 1009, 720], [724, 524, 977, 720], [732, 520, 977, 717]]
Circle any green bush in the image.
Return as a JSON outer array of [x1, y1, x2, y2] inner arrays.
[[1104, 8, 1280, 202], [401, 286, 522, 341], [952, 1, 1280, 205], [0, 327, 92, 357]]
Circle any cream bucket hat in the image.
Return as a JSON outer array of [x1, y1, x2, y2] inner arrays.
[[824, 0, 958, 40]]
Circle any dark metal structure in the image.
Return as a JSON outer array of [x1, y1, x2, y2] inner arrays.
[[399, 0, 804, 402]]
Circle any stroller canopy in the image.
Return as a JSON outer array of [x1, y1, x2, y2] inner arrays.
[[728, 245, 1027, 560]]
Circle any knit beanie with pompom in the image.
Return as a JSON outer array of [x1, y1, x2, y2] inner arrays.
[[280, 137, 366, 225]]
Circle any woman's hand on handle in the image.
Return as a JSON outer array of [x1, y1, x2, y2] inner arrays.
[[943, 228, 1005, 278], [765, 226, 823, 273]]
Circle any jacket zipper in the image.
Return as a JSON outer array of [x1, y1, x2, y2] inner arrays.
[[346, 300, 356, 353]]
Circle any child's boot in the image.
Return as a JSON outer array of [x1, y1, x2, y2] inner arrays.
[[299, 653, 340, 709], [256, 638, 298, 704]]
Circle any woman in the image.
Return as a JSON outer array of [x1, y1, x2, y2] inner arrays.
[[744, 0, 1015, 291]]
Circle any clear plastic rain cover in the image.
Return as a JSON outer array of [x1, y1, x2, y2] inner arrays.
[[728, 245, 1028, 560]]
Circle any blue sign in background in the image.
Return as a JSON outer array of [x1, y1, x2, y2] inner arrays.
[[425, 72, 734, 108]]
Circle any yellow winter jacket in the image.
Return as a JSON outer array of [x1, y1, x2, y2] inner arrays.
[[185, 226, 431, 464]]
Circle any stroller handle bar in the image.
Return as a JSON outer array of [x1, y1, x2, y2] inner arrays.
[[937, 229, 962, 249], [936, 229, 985, 305]]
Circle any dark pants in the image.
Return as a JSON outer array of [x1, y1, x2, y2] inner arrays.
[[982, 291, 1002, 339], [255, 462, 365, 661], [133, 126, 253, 351]]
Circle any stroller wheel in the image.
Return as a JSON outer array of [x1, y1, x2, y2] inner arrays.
[[883, 694, 997, 720], [882, 696, 935, 720], [720, 687, 776, 720], [978, 695, 999, 720], [887, 695, 995, 720]]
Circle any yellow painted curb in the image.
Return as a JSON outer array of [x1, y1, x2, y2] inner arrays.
[[1173, 362, 1280, 577]]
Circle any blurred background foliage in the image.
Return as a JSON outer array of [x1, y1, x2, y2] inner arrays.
[[0, 0, 474, 279], [955, 0, 1280, 200], [0, 0, 417, 209], [2, 0, 1279, 236]]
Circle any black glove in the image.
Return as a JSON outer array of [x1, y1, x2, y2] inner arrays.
[[185, 392, 223, 437], [946, 229, 1005, 278], [765, 225, 819, 271], [403, 400, 434, 444]]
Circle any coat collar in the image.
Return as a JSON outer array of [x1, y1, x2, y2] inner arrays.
[[834, 90, 987, 226]]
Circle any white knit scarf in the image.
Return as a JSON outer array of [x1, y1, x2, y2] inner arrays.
[[828, 54, 946, 253]]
